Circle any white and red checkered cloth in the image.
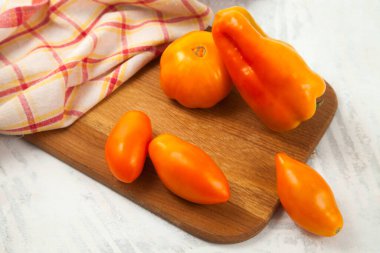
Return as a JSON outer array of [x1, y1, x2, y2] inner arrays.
[[0, 0, 212, 135]]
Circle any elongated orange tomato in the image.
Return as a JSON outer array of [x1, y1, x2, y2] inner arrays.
[[105, 111, 152, 183], [149, 134, 230, 204], [276, 153, 343, 236], [160, 31, 232, 108]]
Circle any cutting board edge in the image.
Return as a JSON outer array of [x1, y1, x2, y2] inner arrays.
[[303, 82, 338, 159], [22, 80, 338, 244], [22, 134, 269, 244]]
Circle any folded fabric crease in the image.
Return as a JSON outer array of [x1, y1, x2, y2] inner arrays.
[[0, 0, 212, 135]]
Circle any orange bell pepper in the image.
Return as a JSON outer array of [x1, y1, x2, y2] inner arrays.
[[212, 7, 326, 132]]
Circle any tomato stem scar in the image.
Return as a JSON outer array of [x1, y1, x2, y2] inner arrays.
[[192, 46, 207, 57]]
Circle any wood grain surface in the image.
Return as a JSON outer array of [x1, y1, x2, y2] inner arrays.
[[24, 59, 337, 244]]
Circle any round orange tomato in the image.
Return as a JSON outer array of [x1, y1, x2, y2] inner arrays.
[[105, 111, 152, 183], [149, 134, 230, 204], [160, 31, 232, 108], [276, 152, 343, 236]]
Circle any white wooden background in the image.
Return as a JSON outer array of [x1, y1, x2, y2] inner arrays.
[[1, 0, 379, 252]]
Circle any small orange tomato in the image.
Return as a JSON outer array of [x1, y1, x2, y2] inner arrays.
[[160, 31, 232, 109], [105, 111, 152, 183], [276, 152, 343, 236], [148, 134, 230, 204]]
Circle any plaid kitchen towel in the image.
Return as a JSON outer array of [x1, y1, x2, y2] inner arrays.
[[0, 0, 212, 135]]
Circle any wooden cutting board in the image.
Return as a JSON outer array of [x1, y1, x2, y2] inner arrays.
[[24, 59, 337, 243]]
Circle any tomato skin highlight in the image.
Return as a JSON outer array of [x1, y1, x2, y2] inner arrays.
[[105, 111, 152, 183], [160, 31, 232, 109], [149, 134, 230, 204], [276, 152, 343, 236]]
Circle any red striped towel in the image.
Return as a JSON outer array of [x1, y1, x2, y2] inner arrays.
[[0, 0, 212, 135]]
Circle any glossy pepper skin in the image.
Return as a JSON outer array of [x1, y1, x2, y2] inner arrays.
[[276, 153, 343, 236], [212, 7, 326, 132], [149, 134, 230, 204], [105, 111, 152, 183]]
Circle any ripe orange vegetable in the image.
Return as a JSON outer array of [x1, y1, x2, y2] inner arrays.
[[160, 31, 232, 108], [105, 111, 152, 183], [212, 7, 326, 131], [149, 134, 230, 204], [276, 152, 343, 236]]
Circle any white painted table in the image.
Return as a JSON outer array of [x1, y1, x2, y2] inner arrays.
[[1, 1, 379, 252]]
